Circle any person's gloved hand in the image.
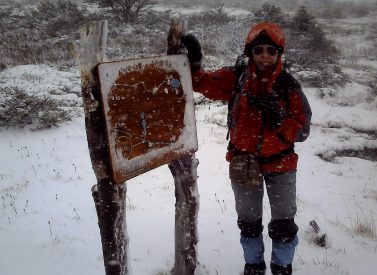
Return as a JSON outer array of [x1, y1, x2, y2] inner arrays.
[[181, 34, 202, 71], [258, 100, 286, 130], [233, 54, 247, 76]]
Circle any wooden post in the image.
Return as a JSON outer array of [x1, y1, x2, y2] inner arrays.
[[167, 18, 200, 275], [79, 20, 130, 275], [169, 155, 199, 275]]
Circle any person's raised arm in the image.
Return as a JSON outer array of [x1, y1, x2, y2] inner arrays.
[[181, 34, 237, 102]]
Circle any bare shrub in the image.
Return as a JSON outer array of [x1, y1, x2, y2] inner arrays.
[[85, 0, 152, 23], [30, 0, 86, 37], [0, 0, 87, 67], [137, 9, 171, 27], [184, 9, 246, 68], [1, 2, 348, 87], [187, 5, 234, 27], [107, 25, 166, 59], [32, 1, 57, 21], [32, 0, 85, 21], [0, 87, 75, 129]]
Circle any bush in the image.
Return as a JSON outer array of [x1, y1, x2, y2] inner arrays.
[[186, 5, 234, 27], [33, 1, 57, 21], [85, 0, 152, 23], [316, 1, 373, 19], [0, 2, 347, 87], [30, 0, 86, 37], [184, 8, 244, 68], [293, 6, 315, 32], [32, 0, 85, 21], [0, 0, 88, 67], [137, 10, 171, 27], [0, 87, 75, 129], [255, 3, 286, 25], [285, 6, 342, 86]]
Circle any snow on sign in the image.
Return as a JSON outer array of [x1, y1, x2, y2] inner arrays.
[[97, 54, 198, 183]]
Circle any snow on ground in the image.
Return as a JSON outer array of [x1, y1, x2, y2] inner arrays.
[[0, 65, 82, 107], [0, 61, 376, 275]]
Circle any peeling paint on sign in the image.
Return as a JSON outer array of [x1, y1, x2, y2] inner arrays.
[[97, 55, 197, 183]]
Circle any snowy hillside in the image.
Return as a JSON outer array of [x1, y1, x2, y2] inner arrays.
[[1, 1, 377, 275], [1, 66, 376, 275]]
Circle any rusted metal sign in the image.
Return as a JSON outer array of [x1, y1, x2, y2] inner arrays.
[[97, 54, 198, 183]]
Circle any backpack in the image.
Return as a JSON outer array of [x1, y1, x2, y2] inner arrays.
[[226, 55, 248, 140]]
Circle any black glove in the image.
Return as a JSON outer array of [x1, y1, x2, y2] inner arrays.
[[181, 34, 202, 71], [252, 98, 286, 130], [234, 54, 247, 76]]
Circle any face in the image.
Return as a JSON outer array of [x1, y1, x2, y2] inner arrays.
[[251, 44, 279, 72]]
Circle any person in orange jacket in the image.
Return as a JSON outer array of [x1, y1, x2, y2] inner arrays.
[[181, 22, 312, 275]]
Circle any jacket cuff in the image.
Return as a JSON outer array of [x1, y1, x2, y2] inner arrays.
[[191, 69, 206, 87]]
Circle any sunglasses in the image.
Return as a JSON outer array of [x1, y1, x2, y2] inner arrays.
[[252, 46, 278, 56]]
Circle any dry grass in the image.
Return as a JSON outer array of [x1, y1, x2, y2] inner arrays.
[[350, 212, 377, 239], [326, 207, 377, 240], [312, 255, 350, 274]]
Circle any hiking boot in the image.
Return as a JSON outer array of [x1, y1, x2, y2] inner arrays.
[[270, 263, 292, 275], [244, 261, 266, 275]]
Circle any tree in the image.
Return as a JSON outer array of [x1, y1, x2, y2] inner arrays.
[[255, 3, 285, 25], [286, 6, 342, 86], [293, 6, 337, 64], [293, 6, 315, 32], [87, 0, 151, 23]]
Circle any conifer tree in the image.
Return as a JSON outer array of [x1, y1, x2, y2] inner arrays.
[[255, 3, 285, 25], [293, 6, 315, 32]]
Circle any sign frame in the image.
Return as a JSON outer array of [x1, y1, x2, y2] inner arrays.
[[97, 54, 198, 183]]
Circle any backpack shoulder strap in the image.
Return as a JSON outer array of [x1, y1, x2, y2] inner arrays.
[[273, 70, 301, 96], [226, 55, 248, 140]]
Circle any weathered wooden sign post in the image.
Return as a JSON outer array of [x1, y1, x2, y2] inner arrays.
[[79, 18, 199, 275], [79, 20, 130, 275], [166, 18, 199, 275]]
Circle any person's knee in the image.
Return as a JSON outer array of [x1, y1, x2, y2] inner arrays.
[[238, 218, 263, 238], [268, 218, 298, 243]]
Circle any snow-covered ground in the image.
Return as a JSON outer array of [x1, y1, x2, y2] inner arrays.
[[1, 1, 377, 273], [0, 60, 376, 275]]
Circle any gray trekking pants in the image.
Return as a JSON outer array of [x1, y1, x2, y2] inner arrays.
[[229, 154, 299, 265], [229, 154, 297, 236]]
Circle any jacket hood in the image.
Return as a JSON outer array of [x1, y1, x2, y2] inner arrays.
[[244, 22, 286, 56]]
